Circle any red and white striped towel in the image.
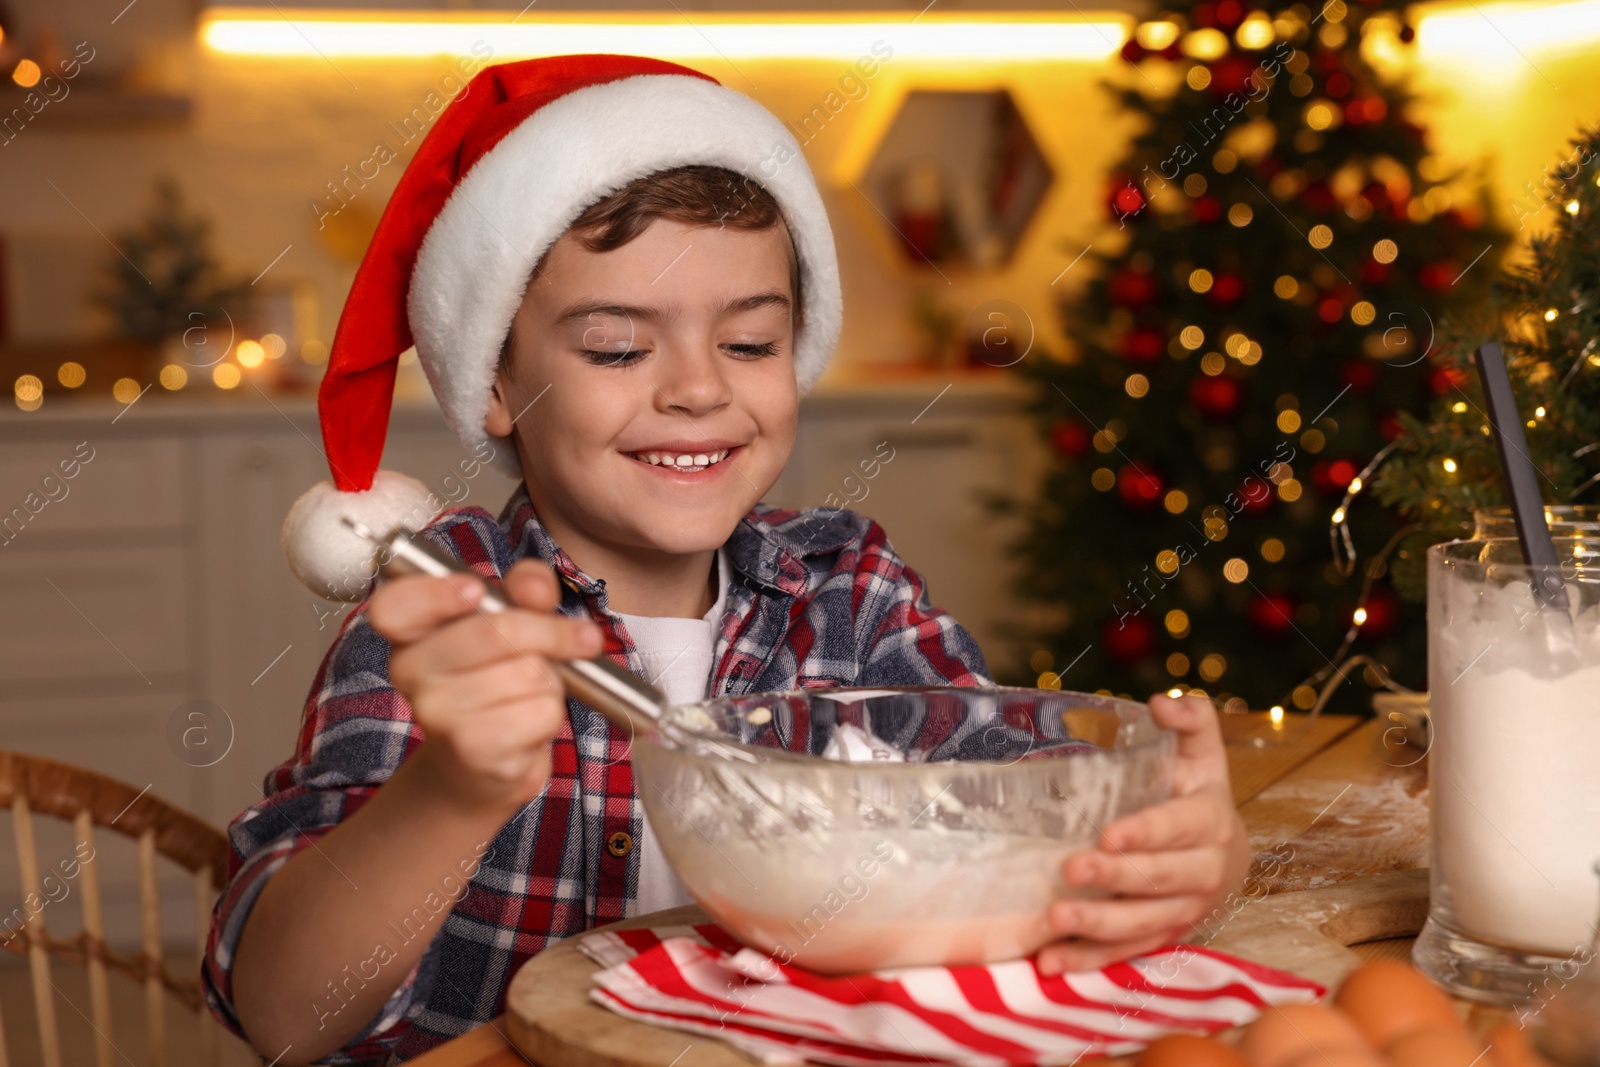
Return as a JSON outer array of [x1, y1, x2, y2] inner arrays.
[[578, 922, 1324, 1066]]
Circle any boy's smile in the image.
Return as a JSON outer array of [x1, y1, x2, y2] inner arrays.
[[484, 216, 802, 613]]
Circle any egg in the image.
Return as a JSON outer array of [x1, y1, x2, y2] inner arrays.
[[1486, 1019, 1556, 1067], [1332, 960, 1464, 1049], [1239, 1004, 1373, 1067], [1388, 1025, 1490, 1067], [1135, 1034, 1249, 1067], [1281, 1050, 1386, 1067]]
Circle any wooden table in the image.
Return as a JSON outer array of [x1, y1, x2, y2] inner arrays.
[[411, 711, 1437, 1067]]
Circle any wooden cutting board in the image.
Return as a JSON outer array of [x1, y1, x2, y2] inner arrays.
[[503, 868, 1430, 1067]]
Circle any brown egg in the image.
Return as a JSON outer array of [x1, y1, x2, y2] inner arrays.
[[1281, 1050, 1386, 1067], [1486, 1019, 1557, 1067], [1332, 960, 1464, 1049], [1388, 1026, 1490, 1067], [1239, 1004, 1372, 1067], [1136, 1033, 1249, 1067]]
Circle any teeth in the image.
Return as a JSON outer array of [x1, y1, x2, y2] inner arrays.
[[630, 447, 732, 470], [633, 448, 729, 471]]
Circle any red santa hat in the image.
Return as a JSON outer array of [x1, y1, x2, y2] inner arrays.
[[283, 53, 844, 601]]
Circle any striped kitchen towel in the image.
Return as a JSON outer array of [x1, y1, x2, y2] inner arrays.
[[577, 922, 1324, 1066]]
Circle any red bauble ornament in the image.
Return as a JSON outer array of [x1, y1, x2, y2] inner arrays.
[[1208, 272, 1245, 306], [1214, 0, 1245, 27], [1361, 258, 1391, 285], [1111, 184, 1146, 219], [1160, 42, 1184, 61], [1210, 54, 1257, 96], [1101, 611, 1158, 664], [1345, 96, 1386, 125], [1325, 72, 1351, 98], [1312, 457, 1360, 495], [1249, 591, 1296, 636], [1301, 180, 1337, 214], [1257, 155, 1283, 179], [1191, 2, 1217, 27], [1233, 474, 1274, 514], [1398, 23, 1416, 43], [1355, 584, 1399, 639], [1190, 374, 1244, 420], [1192, 195, 1224, 224], [1362, 181, 1391, 210], [1050, 418, 1091, 458], [1117, 463, 1165, 508], [1379, 411, 1405, 440], [1120, 327, 1166, 362], [1338, 360, 1381, 392], [1313, 49, 1344, 74], [1108, 267, 1158, 307], [1120, 39, 1147, 63], [1429, 366, 1468, 394], [1418, 261, 1456, 290], [1317, 295, 1344, 323]]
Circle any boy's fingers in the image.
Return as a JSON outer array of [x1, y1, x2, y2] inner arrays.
[[1047, 893, 1201, 946], [1036, 930, 1174, 977], [1096, 787, 1236, 852], [397, 610, 602, 680], [502, 559, 563, 611], [408, 654, 565, 719], [1062, 845, 1229, 899], [367, 572, 487, 644], [1148, 693, 1229, 790]]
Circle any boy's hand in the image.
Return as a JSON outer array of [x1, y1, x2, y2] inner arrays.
[[366, 559, 604, 815], [1037, 693, 1250, 975]]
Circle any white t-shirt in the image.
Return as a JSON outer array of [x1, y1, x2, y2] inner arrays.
[[612, 546, 730, 915]]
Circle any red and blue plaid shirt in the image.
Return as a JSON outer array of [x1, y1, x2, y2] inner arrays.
[[203, 483, 991, 1063]]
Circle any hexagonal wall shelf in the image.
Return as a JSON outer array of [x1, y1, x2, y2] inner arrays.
[[853, 89, 1054, 274]]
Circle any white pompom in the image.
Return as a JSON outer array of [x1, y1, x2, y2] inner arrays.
[[282, 470, 440, 601]]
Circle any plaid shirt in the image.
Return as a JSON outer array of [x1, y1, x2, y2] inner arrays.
[[203, 482, 992, 1063]]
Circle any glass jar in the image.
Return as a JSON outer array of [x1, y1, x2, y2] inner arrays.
[[1412, 537, 1600, 1004], [1474, 505, 1600, 540]]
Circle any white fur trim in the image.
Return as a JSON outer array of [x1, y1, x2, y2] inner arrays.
[[409, 73, 843, 477], [282, 470, 440, 601]]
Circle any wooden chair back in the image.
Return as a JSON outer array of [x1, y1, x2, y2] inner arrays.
[[0, 750, 229, 1067]]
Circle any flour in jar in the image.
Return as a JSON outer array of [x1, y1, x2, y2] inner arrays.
[[1430, 577, 1600, 957]]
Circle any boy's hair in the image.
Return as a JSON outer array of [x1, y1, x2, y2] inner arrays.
[[499, 164, 801, 376]]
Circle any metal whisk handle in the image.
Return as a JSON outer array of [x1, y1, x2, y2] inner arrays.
[[341, 518, 668, 740]]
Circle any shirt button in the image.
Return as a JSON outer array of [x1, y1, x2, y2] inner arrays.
[[606, 831, 633, 857]]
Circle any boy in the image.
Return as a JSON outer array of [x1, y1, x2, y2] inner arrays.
[[207, 54, 1249, 1065]]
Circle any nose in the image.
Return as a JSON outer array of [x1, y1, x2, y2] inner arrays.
[[652, 337, 731, 417]]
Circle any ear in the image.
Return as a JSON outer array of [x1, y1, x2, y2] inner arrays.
[[484, 371, 514, 438]]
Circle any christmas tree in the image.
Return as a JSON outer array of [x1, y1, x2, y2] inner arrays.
[[95, 176, 249, 349], [1001, 0, 1509, 711], [1374, 125, 1600, 596]]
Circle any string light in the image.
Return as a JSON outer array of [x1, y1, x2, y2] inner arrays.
[[1280, 438, 1417, 718], [1566, 200, 1581, 215], [1442, 457, 1458, 473], [1545, 308, 1560, 321], [1269, 705, 1285, 725]]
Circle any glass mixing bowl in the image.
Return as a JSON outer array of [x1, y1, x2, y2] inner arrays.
[[634, 686, 1177, 973]]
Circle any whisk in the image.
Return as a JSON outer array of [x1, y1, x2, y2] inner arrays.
[[341, 518, 760, 765]]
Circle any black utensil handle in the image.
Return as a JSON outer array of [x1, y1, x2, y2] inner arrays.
[[1473, 341, 1569, 610]]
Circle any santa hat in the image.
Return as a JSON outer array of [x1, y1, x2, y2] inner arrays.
[[283, 53, 844, 601]]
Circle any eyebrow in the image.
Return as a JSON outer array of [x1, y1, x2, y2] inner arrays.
[[551, 289, 792, 327]]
